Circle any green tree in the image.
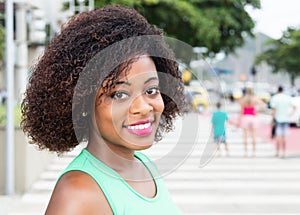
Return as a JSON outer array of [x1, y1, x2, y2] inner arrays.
[[93, 0, 260, 58], [256, 27, 300, 86]]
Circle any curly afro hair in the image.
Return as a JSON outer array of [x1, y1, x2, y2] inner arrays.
[[21, 5, 185, 153]]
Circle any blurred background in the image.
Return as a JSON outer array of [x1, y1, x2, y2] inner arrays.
[[0, 0, 300, 214]]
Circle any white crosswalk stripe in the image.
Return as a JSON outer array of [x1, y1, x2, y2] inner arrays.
[[7, 113, 300, 214], [141, 114, 300, 214]]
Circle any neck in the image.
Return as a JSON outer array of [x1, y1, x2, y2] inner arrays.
[[86, 135, 138, 172]]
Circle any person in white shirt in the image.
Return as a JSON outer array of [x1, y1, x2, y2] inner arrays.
[[270, 86, 296, 158]]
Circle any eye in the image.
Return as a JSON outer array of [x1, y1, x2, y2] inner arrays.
[[111, 91, 129, 100], [146, 86, 160, 95]]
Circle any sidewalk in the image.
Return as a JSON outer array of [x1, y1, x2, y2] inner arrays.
[[0, 195, 21, 215], [0, 148, 81, 215]]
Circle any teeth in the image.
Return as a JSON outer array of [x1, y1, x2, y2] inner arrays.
[[127, 122, 151, 130]]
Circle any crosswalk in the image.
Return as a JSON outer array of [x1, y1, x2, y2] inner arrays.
[[7, 113, 300, 214], [163, 151, 300, 214], [145, 114, 300, 214]]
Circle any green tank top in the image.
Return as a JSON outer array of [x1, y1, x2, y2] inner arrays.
[[60, 149, 183, 215]]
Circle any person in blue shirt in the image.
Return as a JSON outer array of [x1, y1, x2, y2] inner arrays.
[[211, 102, 229, 156]]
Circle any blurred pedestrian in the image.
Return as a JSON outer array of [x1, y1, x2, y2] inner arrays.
[[271, 118, 277, 139], [184, 88, 193, 113], [238, 87, 266, 157], [0, 88, 7, 106], [21, 5, 184, 214], [270, 86, 296, 158], [211, 102, 229, 156]]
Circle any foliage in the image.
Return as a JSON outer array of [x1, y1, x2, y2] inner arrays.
[[256, 27, 300, 86], [0, 105, 22, 127], [93, 0, 260, 60]]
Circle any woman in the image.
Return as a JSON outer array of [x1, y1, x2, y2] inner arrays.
[[21, 5, 184, 214], [238, 87, 265, 157]]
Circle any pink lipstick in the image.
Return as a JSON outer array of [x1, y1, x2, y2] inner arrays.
[[124, 120, 153, 136]]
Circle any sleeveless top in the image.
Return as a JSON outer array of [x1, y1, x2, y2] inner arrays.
[[242, 106, 256, 115], [60, 149, 183, 215]]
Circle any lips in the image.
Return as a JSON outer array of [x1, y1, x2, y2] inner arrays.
[[124, 120, 154, 136]]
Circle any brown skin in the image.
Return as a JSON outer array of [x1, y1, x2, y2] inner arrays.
[[21, 5, 184, 154], [22, 5, 185, 214], [45, 56, 161, 214], [46, 169, 156, 215], [45, 171, 112, 215]]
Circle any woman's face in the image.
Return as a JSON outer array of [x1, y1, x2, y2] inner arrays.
[[94, 56, 164, 151]]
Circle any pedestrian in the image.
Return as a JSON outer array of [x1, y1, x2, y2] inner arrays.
[[21, 5, 184, 214], [238, 87, 266, 157], [0, 88, 7, 106], [211, 102, 229, 157], [271, 118, 277, 139], [270, 86, 296, 158]]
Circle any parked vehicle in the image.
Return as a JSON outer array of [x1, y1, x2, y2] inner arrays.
[[254, 89, 271, 104], [184, 86, 209, 112], [224, 82, 244, 102]]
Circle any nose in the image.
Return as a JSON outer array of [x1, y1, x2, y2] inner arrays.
[[129, 94, 153, 115]]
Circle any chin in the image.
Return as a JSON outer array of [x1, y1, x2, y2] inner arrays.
[[128, 141, 153, 151]]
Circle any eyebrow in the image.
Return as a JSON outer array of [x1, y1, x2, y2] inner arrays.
[[115, 77, 158, 86], [144, 77, 159, 84]]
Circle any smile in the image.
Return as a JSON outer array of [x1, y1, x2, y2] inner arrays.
[[124, 121, 154, 136], [126, 122, 151, 130]]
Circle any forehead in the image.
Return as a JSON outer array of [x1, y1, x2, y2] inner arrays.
[[117, 56, 158, 81]]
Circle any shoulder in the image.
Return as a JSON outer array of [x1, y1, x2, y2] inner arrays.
[[238, 97, 246, 105], [253, 96, 262, 103], [272, 94, 280, 100], [221, 111, 228, 120], [270, 94, 277, 103], [286, 94, 293, 101], [45, 171, 112, 215], [211, 112, 218, 119]]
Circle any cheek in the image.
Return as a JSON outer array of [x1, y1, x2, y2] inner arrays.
[[94, 102, 113, 129], [155, 96, 165, 113]]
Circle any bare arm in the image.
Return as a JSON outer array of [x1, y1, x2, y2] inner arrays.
[[254, 97, 267, 112], [238, 98, 244, 115], [45, 171, 112, 215]]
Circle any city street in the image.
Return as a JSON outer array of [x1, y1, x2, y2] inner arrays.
[[1, 1, 300, 214], [2, 111, 300, 215]]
